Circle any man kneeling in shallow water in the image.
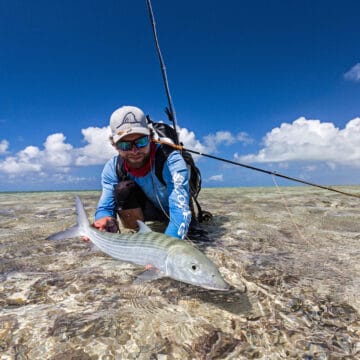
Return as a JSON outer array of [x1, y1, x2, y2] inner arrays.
[[89, 105, 208, 241]]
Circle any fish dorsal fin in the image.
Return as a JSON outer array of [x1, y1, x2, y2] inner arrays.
[[137, 220, 152, 234]]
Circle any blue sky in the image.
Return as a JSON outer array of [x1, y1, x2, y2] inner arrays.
[[1, 0, 359, 191]]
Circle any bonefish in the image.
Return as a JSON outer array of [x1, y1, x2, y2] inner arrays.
[[46, 196, 229, 291]]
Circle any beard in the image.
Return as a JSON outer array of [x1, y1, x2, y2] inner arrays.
[[123, 150, 151, 169]]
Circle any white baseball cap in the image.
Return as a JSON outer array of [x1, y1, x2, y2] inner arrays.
[[110, 106, 150, 143]]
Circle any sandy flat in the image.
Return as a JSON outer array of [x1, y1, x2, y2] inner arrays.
[[0, 187, 359, 359]]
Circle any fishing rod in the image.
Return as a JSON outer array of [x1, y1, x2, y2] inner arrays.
[[152, 139, 360, 199], [145, 0, 180, 145]]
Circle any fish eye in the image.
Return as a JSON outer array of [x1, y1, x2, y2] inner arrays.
[[191, 264, 199, 272]]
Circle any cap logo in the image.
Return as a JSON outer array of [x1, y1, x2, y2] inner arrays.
[[116, 111, 141, 129]]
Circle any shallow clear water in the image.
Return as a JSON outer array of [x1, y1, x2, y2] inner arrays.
[[0, 187, 359, 359]]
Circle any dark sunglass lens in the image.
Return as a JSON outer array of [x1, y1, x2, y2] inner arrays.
[[135, 136, 149, 148], [117, 141, 131, 151], [116, 136, 149, 151]]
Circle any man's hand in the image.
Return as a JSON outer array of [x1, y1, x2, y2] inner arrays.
[[82, 216, 119, 242], [93, 216, 119, 232]]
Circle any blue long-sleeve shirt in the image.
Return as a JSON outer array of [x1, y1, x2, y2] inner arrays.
[[95, 145, 192, 239]]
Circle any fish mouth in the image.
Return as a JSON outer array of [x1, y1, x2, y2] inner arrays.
[[179, 278, 230, 291], [202, 281, 231, 291]]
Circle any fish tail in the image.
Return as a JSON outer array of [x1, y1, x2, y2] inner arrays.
[[75, 195, 90, 228], [46, 195, 90, 241], [46, 224, 82, 240]]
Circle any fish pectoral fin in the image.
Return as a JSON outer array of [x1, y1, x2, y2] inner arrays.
[[136, 220, 152, 234], [89, 244, 102, 253], [133, 268, 166, 284]]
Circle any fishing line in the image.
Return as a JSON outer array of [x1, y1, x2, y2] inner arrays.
[[152, 139, 360, 199], [271, 176, 350, 280], [271, 175, 311, 246]]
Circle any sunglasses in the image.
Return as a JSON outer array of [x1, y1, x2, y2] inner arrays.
[[115, 135, 150, 151]]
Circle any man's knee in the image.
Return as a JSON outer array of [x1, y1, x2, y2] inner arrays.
[[114, 180, 145, 229], [114, 180, 145, 210], [118, 207, 144, 230]]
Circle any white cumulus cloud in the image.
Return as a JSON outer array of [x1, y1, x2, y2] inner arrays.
[[0, 128, 117, 179], [178, 128, 250, 160], [178, 127, 207, 154], [237, 132, 254, 145], [0, 139, 9, 154], [208, 174, 224, 182], [203, 131, 236, 152], [0, 152, 43, 175], [344, 63, 360, 82], [237, 117, 360, 167], [43, 133, 74, 169], [76, 126, 116, 166]]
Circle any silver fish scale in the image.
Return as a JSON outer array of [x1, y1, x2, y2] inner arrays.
[[86, 226, 179, 268]]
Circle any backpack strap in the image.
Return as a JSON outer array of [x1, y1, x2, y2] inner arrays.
[[154, 144, 174, 185], [154, 144, 205, 223], [115, 155, 128, 181]]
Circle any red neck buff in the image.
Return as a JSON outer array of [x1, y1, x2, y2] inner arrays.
[[123, 142, 156, 177]]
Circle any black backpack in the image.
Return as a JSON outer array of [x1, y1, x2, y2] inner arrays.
[[115, 118, 211, 223]]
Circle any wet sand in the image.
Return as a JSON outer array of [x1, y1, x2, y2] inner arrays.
[[0, 187, 359, 359]]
